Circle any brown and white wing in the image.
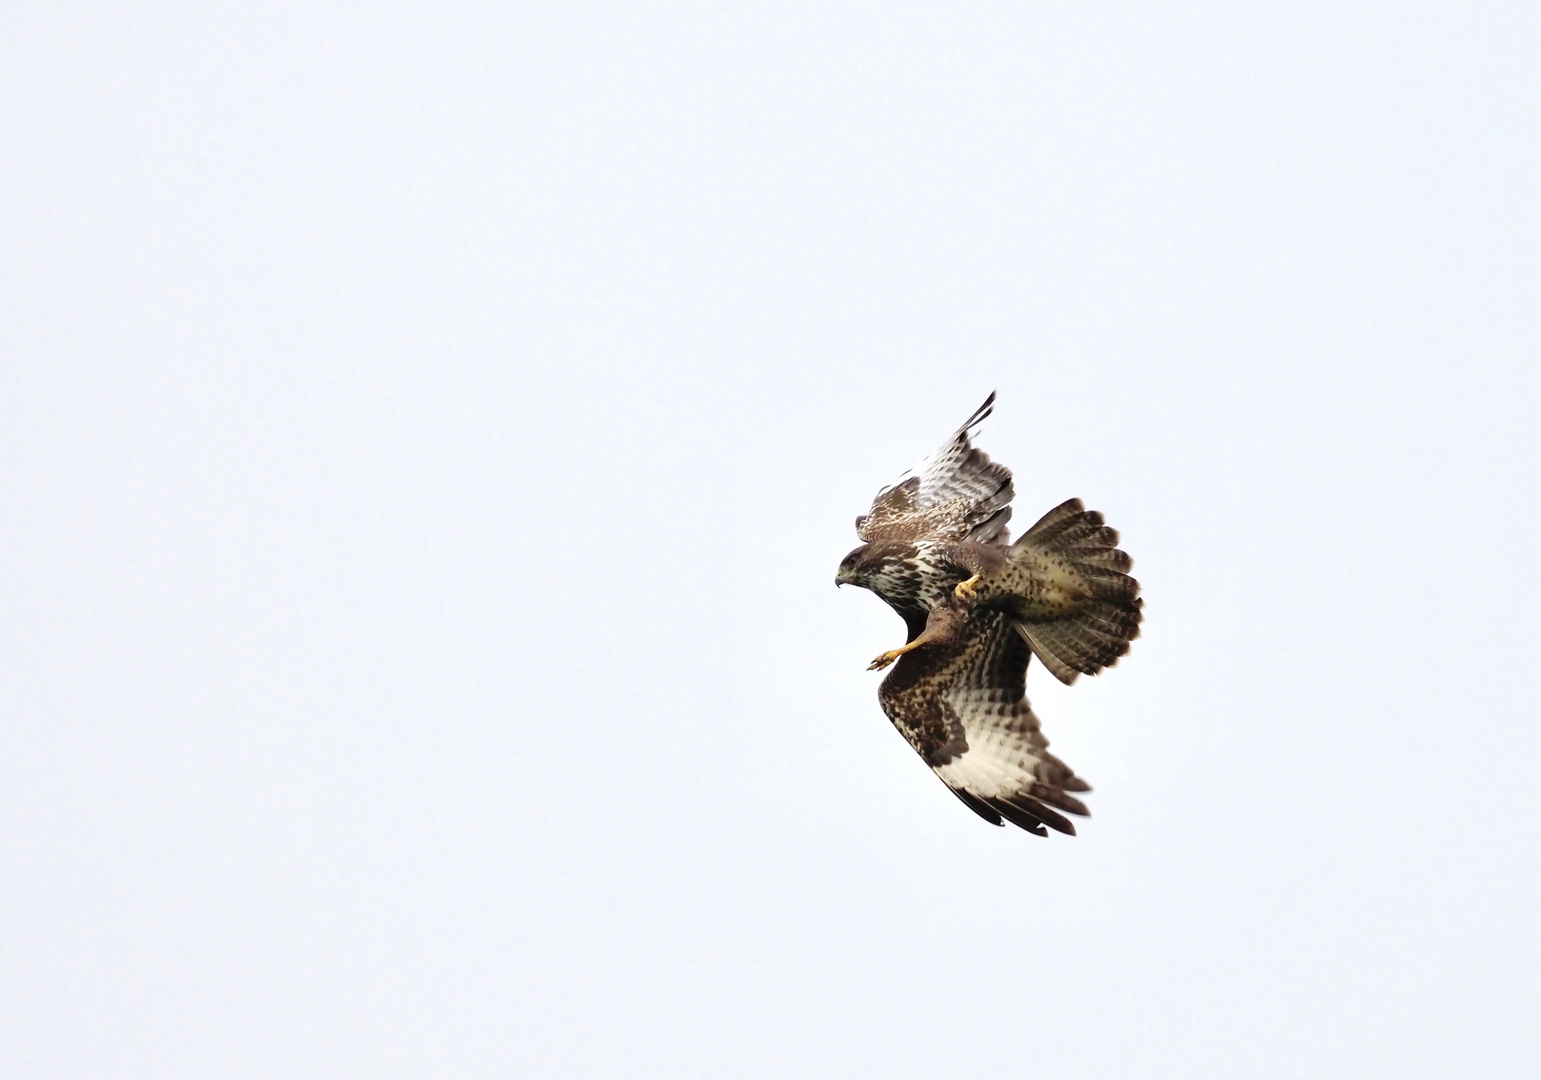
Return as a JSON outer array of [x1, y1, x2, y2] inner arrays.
[[879, 610, 1090, 837], [856, 392, 1015, 546]]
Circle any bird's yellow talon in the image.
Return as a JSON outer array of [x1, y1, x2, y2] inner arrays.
[[868, 650, 904, 671], [954, 573, 982, 600]]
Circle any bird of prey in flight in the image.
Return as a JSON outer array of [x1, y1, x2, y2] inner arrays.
[[835, 393, 1142, 836]]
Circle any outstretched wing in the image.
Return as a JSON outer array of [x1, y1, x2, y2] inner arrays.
[[878, 610, 1090, 837], [856, 391, 1015, 546]]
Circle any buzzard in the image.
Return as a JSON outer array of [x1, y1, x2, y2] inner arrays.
[[835, 393, 1142, 836]]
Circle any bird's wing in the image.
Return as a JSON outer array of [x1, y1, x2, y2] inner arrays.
[[878, 610, 1090, 837], [856, 392, 1014, 545]]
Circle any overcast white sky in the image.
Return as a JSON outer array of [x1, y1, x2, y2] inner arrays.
[[3, 4, 1539, 1077]]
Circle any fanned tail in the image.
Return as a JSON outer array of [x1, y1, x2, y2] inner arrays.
[[1010, 498, 1143, 685]]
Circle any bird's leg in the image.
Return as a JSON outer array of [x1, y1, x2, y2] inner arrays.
[[868, 639, 925, 671], [868, 615, 953, 671], [953, 573, 982, 600]]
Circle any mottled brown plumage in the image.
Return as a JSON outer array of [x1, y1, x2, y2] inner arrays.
[[962, 497, 1143, 685], [875, 602, 1091, 837], [837, 393, 1142, 837], [836, 392, 1015, 621]]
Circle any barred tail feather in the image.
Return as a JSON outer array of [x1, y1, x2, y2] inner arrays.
[[1020, 497, 1085, 540], [1012, 498, 1143, 685], [1013, 599, 1142, 684]]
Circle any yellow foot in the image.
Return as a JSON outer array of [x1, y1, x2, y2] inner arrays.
[[954, 573, 982, 600], [868, 649, 906, 671]]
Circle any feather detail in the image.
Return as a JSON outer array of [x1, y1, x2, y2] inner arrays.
[[879, 609, 1091, 839], [1007, 499, 1143, 685], [857, 392, 1014, 545]]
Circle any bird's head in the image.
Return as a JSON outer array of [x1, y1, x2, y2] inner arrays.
[[835, 542, 912, 592], [835, 544, 868, 588]]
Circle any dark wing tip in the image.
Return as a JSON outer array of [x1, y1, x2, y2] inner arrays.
[[948, 786, 1005, 826], [956, 391, 997, 438], [946, 786, 1078, 837], [987, 794, 1077, 837]]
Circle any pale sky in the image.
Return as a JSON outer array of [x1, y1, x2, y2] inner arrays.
[[3, 4, 1538, 1077]]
